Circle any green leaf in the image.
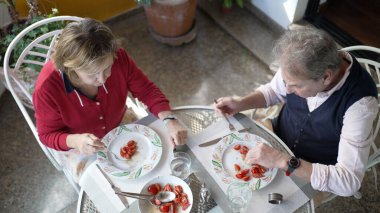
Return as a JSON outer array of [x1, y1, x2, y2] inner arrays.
[[135, 168, 142, 178], [212, 160, 222, 168], [236, 0, 244, 8], [97, 151, 106, 158], [230, 133, 243, 141], [112, 172, 131, 177], [255, 179, 261, 190], [151, 134, 162, 147]]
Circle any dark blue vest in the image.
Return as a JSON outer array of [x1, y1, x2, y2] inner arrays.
[[275, 55, 378, 165]]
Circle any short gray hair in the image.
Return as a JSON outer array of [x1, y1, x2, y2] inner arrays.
[[272, 27, 341, 79]]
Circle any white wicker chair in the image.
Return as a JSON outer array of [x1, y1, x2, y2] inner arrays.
[[341, 45, 380, 198], [3, 16, 84, 193]]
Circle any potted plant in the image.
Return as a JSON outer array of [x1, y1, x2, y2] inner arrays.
[[136, 0, 197, 46], [221, 0, 243, 13], [0, 1, 64, 104]]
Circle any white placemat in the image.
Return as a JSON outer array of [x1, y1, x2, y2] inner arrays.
[[79, 118, 173, 213], [187, 118, 310, 212]]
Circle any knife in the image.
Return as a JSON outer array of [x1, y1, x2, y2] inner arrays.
[[96, 164, 129, 208], [198, 127, 250, 147]]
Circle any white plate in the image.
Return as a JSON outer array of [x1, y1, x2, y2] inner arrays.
[[138, 175, 193, 213], [97, 124, 162, 179], [212, 132, 277, 190]]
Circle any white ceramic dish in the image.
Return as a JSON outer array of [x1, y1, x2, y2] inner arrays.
[[138, 175, 193, 213], [212, 132, 277, 191], [97, 124, 162, 179]]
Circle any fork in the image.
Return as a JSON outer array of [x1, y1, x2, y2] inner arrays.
[[108, 150, 128, 161], [214, 99, 236, 131]]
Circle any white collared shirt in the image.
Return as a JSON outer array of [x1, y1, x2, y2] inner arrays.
[[257, 52, 379, 196]]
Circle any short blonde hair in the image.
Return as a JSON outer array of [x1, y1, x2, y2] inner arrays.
[[52, 18, 118, 81]]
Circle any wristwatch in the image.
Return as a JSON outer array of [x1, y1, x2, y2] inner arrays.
[[163, 114, 177, 126], [285, 157, 301, 176]]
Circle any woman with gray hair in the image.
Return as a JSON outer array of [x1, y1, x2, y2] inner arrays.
[[33, 18, 187, 181], [215, 27, 378, 198]]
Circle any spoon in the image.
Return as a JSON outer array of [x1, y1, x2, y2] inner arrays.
[[115, 191, 176, 203]]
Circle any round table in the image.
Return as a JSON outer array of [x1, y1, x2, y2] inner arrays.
[[77, 106, 314, 213]]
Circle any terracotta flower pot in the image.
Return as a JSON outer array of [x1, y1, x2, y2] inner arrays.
[[144, 0, 197, 37]]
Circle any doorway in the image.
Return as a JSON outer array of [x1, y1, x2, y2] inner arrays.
[[304, 0, 380, 48]]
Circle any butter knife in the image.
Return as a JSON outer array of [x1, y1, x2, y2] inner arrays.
[[96, 164, 129, 208], [198, 127, 250, 147]]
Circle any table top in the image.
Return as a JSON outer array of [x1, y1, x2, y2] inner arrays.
[[77, 106, 314, 213]]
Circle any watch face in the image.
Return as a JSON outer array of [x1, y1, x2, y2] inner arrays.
[[289, 157, 300, 168]]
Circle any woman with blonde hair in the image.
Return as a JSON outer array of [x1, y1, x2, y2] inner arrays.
[[33, 18, 187, 181]]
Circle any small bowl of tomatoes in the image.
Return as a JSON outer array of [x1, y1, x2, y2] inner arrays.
[[138, 175, 193, 213]]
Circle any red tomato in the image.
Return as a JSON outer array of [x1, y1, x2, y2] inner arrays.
[[240, 146, 248, 155], [234, 164, 241, 172], [169, 203, 177, 213], [241, 169, 249, 176], [174, 197, 181, 204], [181, 196, 189, 205], [242, 175, 251, 181], [174, 185, 183, 194], [154, 183, 162, 192], [159, 203, 171, 212], [163, 183, 173, 192], [182, 202, 190, 210], [233, 144, 241, 150], [235, 172, 244, 179], [127, 140, 136, 146], [148, 184, 159, 195]]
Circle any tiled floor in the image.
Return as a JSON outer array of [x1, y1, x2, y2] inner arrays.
[[0, 2, 379, 213]]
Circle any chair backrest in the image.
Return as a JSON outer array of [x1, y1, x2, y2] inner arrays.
[[3, 16, 83, 191], [341, 45, 380, 166]]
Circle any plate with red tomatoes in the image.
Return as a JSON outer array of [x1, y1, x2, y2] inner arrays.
[[138, 175, 193, 213], [211, 132, 277, 191], [96, 124, 163, 180]]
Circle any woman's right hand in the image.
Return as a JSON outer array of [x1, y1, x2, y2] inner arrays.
[[214, 96, 242, 116], [67, 133, 105, 155]]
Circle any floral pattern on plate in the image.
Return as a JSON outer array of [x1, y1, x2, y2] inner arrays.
[[212, 132, 277, 191], [97, 124, 162, 180]]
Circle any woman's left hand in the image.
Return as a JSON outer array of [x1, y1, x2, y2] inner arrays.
[[166, 119, 188, 146]]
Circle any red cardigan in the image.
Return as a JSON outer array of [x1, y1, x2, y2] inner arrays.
[[33, 48, 171, 151]]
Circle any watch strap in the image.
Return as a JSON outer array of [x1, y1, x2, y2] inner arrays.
[[286, 157, 301, 176]]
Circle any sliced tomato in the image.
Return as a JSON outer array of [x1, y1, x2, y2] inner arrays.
[[163, 183, 173, 192], [235, 172, 244, 179], [154, 183, 162, 192], [127, 140, 136, 146], [174, 197, 181, 204], [148, 184, 159, 195], [242, 175, 251, 181], [240, 169, 249, 176], [169, 203, 177, 213], [159, 203, 171, 212], [181, 195, 189, 203], [174, 185, 183, 194], [233, 144, 241, 150], [182, 202, 190, 210], [240, 146, 248, 155], [234, 164, 241, 172]]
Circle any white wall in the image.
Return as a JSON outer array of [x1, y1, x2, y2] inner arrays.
[[250, 0, 308, 29]]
